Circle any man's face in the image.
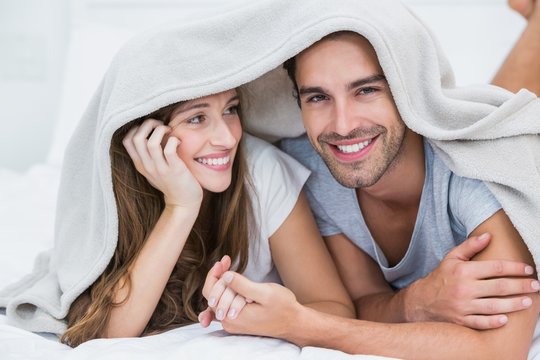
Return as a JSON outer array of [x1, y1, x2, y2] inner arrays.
[[295, 33, 407, 188]]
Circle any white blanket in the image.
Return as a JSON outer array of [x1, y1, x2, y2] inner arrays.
[[0, 0, 539, 348]]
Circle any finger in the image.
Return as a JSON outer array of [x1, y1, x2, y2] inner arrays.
[[221, 271, 270, 304], [207, 278, 228, 309], [147, 125, 171, 171], [202, 262, 222, 299], [227, 294, 247, 320], [220, 255, 232, 272], [461, 314, 508, 330], [198, 307, 215, 328], [446, 233, 491, 261], [132, 119, 163, 173], [468, 260, 536, 280], [122, 126, 144, 171], [163, 136, 183, 168], [469, 296, 534, 316], [474, 277, 540, 297], [215, 287, 236, 321]]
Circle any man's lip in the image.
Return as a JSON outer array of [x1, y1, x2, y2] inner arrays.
[[328, 136, 376, 146], [326, 135, 378, 162]]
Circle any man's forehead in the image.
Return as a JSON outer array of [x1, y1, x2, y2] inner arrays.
[[296, 34, 382, 81]]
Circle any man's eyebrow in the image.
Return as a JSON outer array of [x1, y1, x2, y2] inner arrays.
[[298, 86, 327, 96], [298, 75, 387, 97], [347, 74, 387, 91]]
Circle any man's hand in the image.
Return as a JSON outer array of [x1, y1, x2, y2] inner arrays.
[[404, 233, 539, 329]]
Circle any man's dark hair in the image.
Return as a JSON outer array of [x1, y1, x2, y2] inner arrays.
[[282, 31, 358, 108], [283, 57, 300, 107]]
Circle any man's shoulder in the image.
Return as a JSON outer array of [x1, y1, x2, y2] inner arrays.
[[279, 134, 320, 170]]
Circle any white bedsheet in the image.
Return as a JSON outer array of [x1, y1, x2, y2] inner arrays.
[[0, 313, 392, 360]]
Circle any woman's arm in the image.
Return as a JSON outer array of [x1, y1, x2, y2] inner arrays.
[[268, 191, 355, 318], [104, 119, 203, 338]]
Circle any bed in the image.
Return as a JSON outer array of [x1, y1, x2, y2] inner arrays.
[[1, 1, 539, 359]]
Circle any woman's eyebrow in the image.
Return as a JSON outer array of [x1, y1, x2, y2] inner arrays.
[[176, 102, 209, 114], [226, 95, 240, 104]]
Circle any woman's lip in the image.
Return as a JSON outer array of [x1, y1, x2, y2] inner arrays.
[[195, 152, 233, 171]]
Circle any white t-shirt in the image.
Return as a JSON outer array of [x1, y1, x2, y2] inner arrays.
[[241, 133, 310, 284]]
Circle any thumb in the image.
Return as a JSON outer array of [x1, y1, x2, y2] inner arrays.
[[447, 232, 491, 261], [198, 307, 215, 328], [222, 271, 268, 304], [220, 255, 232, 272]]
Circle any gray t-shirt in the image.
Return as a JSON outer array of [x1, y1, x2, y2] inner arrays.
[[280, 135, 502, 289]]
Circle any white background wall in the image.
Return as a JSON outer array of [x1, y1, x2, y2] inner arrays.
[[0, 0, 526, 172]]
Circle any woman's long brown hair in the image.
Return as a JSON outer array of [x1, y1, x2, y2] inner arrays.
[[61, 98, 253, 347]]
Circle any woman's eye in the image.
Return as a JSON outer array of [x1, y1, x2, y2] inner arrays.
[[187, 115, 203, 124], [224, 105, 239, 115]]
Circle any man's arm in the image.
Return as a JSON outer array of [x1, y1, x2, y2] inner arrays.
[[220, 209, 540, 359], [325, 230, 537, 329]]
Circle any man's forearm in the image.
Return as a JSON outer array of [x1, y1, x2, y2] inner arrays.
[[287, 304, 536, 360], [354, 290, 409, 323]]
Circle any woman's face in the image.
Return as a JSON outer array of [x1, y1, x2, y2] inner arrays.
[[167, 89, 243, 193]]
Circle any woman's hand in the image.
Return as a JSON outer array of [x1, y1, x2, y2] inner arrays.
[[122, 119, 203, 209], [200, 255, 250, 326]]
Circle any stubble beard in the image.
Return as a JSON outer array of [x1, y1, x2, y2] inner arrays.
[[313, 124, 407, 189]]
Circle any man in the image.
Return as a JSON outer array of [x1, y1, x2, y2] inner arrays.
[[200, 1, 540, 358]]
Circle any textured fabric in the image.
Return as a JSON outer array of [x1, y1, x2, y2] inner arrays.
[[281, 135, 501, 288], [0, 0, 538, 335]]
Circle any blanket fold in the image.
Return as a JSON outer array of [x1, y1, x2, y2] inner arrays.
[[0, 0, 538, 334]]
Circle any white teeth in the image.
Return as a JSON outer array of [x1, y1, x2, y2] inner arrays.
[[197, 156, 230, 166], [337, 140, 371, 154]]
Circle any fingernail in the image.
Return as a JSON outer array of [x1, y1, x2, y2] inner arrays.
[[208, 297, 216, 307], [198, 313, 203, 323], [216, 309, 224, 320], [499, 315, 508, 325], [223, 272, 233, 283], [523, 297, 533, 307], [525, 266, 534, 275], [532, 281, 540, 291], [228, 309, 237, 319], [478, 233, 489, 241]]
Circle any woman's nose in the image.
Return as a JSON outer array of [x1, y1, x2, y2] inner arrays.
[[210, 117, 237, 148]]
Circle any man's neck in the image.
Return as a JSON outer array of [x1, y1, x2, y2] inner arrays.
[[356, 130, 425, 209]]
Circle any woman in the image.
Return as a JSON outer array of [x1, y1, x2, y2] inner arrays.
[[60, 88, 354, 346]]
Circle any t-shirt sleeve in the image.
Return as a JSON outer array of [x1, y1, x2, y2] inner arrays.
[[304, 188, 342, 237], [448, 175, 502, 237], [248, 138, 311, 238], [280, 135, 342, 237]]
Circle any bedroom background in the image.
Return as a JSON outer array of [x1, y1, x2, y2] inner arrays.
[[0, 0, 527, 301]]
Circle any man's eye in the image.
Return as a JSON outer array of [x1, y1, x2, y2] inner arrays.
[[358, 87, 378, 95], [307, 95, 327, 103]]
